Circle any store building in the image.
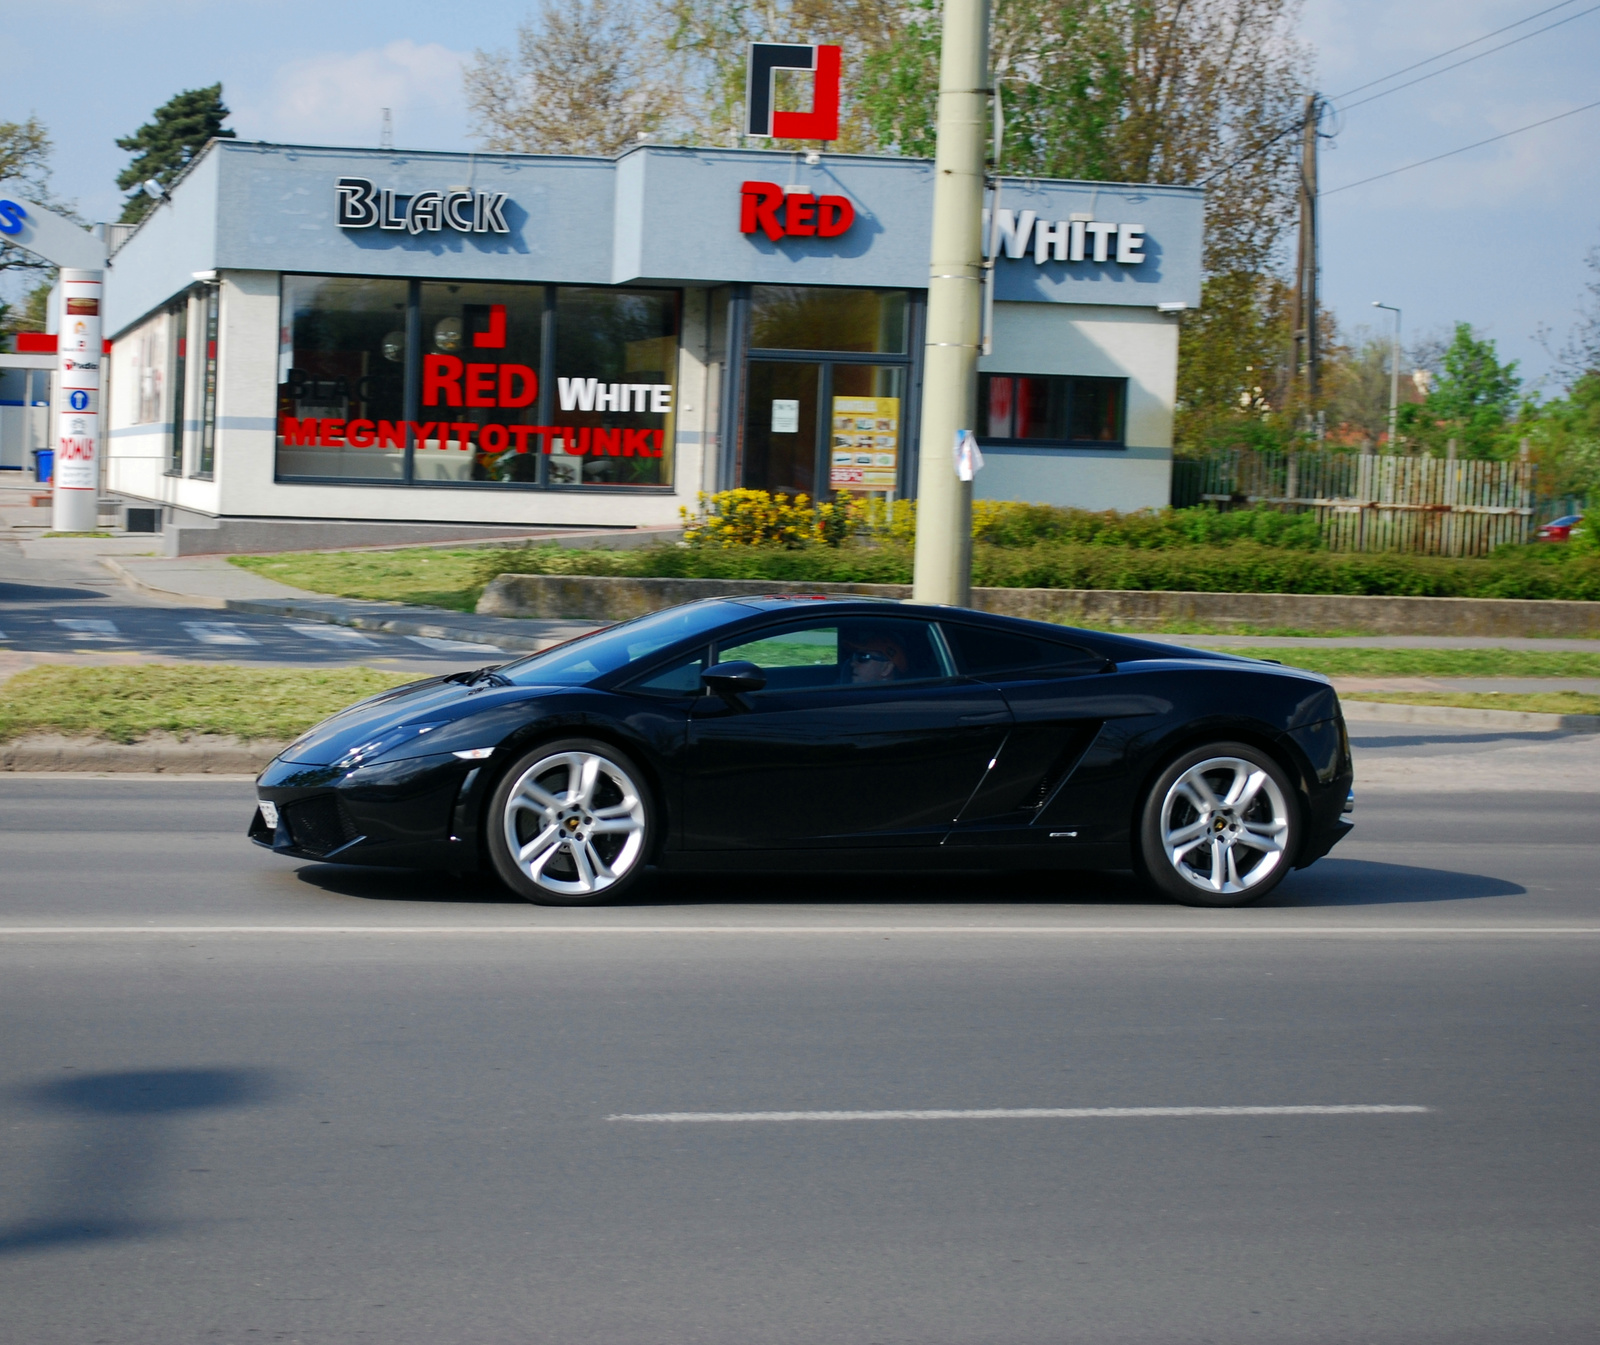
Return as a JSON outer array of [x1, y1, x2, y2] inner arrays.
[[99, 138, 1202, 545]]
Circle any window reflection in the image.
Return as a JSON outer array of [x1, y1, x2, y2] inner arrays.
[[750, 286, 907, 353], [979, 374, 1125, 445], [277, 276, 408, 481]]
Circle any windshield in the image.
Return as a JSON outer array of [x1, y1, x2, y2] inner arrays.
[[499, 601, 739, 686]]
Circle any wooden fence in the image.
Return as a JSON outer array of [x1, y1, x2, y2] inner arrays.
[[1170, 450, 1539, 556]]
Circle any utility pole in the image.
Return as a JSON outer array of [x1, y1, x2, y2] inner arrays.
[[910, 0, 988, 606], [1289, 94, 1320, 419], [1372, 301, 1402, 449]]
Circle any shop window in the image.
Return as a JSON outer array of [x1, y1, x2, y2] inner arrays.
[[551, 287, 678, 488], [416, 281, 545, 485], [276, 275, 678, 490], [750, 286, 907, 354], [169, 300, 188, 475], [276, 276, 410, 481], [978, 374, 1126, 447], [125, 310, 167, 427], [195, 286, 219, 477]]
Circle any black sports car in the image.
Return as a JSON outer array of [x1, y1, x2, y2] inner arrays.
[[250, 596, 1354, 907]]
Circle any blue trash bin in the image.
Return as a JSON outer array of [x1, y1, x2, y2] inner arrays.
[[32, 448, 53, 483]]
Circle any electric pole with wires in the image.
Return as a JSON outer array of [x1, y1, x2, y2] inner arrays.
[[1289, 93, 1323, 429]]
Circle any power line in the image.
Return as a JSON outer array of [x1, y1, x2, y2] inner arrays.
[[1336, 3, 1600, 115], [1195, 0, 1595, 187], [1330, 0, 1584, 100], [1320, 97, 1600, 196]]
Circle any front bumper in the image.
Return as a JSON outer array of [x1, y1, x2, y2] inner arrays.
[[250, 750, 493, 869]]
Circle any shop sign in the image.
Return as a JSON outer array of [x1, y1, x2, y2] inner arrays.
[[746, 43, 841, 140], [56, 276, 102, 493], [277, 417, 666, 459], [987, 209, 1146, 265], [335, 177, 511, 235], [739, 181, 855, 242], [830, 395, 899, 490]]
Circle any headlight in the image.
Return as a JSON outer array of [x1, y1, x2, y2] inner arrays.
[[333, 723, 445, 769]]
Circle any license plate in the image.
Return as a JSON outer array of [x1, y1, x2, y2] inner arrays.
[[259, 800, 279, 828]]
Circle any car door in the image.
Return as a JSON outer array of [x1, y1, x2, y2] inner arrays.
[[938, 622, 1126, 843], [680, 614, 1011, 851]]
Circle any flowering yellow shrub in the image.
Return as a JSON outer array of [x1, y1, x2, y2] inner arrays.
[[681, 490, 866, 548], [680, 492, 1061, 548]]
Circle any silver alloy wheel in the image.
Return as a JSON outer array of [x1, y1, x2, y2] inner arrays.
[[502, 749, 647, 898], [1159, 755, 1290, 896]]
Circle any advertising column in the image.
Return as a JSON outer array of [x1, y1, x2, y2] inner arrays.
[[54, 268, 104, 534]]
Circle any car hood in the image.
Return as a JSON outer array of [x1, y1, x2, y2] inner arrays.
[[276, 675, 566, 766]]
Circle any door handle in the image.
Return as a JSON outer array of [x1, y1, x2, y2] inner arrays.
[[958, 711, 1011, 724]]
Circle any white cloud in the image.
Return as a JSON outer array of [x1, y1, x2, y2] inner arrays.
[[231, 40, 471, 152]]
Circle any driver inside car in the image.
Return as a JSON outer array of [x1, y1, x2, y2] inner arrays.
[[844, 628, 910, 684]]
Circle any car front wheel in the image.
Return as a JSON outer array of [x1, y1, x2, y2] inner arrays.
[[486, 739, 654, 905], [1136, 742, 1299, 907]]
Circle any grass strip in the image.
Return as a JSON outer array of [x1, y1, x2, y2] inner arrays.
[[231, 549, 491, 612], [1223, 648, 1600, 678], [0, 665, 418, 744], [1342, 690, 1600, 716]]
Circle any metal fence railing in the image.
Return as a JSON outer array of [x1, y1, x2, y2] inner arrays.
[[1170, 450, 1542, 556]]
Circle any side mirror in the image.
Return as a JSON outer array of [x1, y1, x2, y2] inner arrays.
[[701, 661, 767, 699]]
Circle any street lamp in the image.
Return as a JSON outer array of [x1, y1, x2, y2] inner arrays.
[[1372, 300, 1401, 450]]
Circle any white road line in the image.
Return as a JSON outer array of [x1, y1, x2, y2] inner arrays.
[[181, 621, 261, 646], [287, 623, 377, 645], [406, 635, 504, 654], [53, 618, 120, 638], [608, 1105, 1434, 1123], [0, 926, 1594, 937]]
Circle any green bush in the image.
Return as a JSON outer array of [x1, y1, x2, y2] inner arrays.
[[487, 538, 1600, 599]]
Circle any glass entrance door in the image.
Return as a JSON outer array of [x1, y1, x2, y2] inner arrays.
[[742, 361, 907, 498], [743, 360, 821, 496]]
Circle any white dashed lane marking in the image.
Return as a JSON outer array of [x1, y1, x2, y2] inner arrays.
[[406, 635, 505, 654], [181, 621, 261, 646], [287, 623, 377, 645], [54, 618, 120, 639], [607, 1105, 1435, 1123]]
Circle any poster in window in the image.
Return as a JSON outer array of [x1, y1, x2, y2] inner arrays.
[[829, 396, 898, 490]]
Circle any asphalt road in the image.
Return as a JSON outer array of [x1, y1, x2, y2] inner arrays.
[[1, 738, 1596, 1345]]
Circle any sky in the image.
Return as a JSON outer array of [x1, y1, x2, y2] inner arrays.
[[3, 0, 1597, 390]]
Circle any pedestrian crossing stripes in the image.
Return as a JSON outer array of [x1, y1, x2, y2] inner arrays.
[[286, 623, 377, 645], [54, 618, 121, 639], [180, 622, 261, 646], [406, 635, 504, 654]]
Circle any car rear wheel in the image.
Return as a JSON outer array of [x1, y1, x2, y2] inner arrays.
[[1136, 742, 1298, 907], [486, 739, 653, 905]]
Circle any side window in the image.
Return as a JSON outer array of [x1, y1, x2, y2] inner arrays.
[[625, 649, 708, 698], [941, 624, 1105, 680], [718, 618, 948, 691]]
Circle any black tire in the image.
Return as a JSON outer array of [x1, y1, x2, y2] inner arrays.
[[485, 738, 655, 906], [1135, 741, 1299, 908]]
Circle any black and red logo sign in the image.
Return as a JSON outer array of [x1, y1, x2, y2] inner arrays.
[[745, 42, 841, 140]]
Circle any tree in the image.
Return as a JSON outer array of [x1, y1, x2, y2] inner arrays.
[[115, 84, 235, 224], [465, 0, 686, 156], [1538, 241, 1600, 389], [0, 115, 61, 295], [1397, 323, 1521, 457]]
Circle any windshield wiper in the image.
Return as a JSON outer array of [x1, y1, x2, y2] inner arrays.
[[443, 665, 512, 688]]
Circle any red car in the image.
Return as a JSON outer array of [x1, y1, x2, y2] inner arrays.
[[1536, 514, 1584, 541]]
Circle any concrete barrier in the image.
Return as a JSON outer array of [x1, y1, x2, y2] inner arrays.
[[476, 573, 1600, 637]]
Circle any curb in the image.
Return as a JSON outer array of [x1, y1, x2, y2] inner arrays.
[[101, 556, 226, 609], [222, 597, 583, 652], [1340, 699, 1600, 733], [1, 734, 286, 773]]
